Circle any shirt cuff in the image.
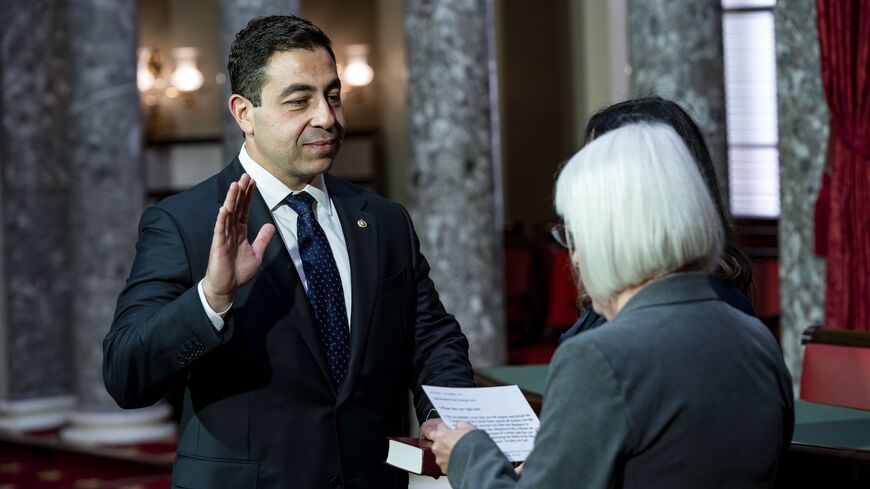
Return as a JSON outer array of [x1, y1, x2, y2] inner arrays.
[[197, 280, 231, 332]]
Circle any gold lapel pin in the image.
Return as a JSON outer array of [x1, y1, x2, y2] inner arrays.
[[357, 219, 368, 228]]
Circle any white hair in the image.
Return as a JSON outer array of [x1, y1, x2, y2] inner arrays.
[[554, 122, 723, 304]]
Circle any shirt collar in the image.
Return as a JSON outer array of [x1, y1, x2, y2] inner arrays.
[[238, 144, 333, 215]]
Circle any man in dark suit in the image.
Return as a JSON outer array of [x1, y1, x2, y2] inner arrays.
[[103, 15, 474, 489]]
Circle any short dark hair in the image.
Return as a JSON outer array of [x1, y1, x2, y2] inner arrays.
[[584, 96, 754, 300], [228, 15, 335, 106]]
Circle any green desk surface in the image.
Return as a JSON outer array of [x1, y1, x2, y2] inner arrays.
[[478, 365, 870, 454], [479, 364, 548, 395], [793, 400, 870, 452]]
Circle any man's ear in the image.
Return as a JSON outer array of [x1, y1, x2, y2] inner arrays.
[[228, 94, 254, 136]]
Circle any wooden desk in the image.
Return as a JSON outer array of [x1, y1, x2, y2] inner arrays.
[[788, 401, 870, 487], [476, 365, 870, 487], [792, 401, 870, 458]]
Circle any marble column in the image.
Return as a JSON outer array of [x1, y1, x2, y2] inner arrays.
[[774, 0, 827, 391], [61, 0, 174, 443], [405, 0, 506, 368], [626, 0, 729, 201], [0, 0, 76, 431], [218, 0, 300, 163]]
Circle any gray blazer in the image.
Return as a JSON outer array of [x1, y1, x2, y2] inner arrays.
[[449, 272, 794, 489]]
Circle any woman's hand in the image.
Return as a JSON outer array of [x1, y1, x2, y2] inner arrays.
[[419, 417, 444, 441], [429, 422, 478, 474]]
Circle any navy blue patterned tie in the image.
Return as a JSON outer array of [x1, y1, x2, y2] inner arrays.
[[285, 191, 350, 389]]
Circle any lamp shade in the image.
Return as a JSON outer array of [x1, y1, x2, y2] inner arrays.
[[342, 44, 374, 87], [170, 47, 204, 92]]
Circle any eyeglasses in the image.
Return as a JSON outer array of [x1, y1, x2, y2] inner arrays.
[[550, 223, 570, 249]]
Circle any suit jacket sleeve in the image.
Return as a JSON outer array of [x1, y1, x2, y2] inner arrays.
[[447, 339, 633, 489], [103, 206, 229, 409], [400, 206, 476, 419]]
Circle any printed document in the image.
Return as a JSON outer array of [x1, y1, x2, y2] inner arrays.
[[422, 385, 540, 461]]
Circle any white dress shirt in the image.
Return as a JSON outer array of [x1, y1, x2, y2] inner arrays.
[[198, 145, 353, 331]]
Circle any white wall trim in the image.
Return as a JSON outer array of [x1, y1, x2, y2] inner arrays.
[[0, 395, 77, 432]]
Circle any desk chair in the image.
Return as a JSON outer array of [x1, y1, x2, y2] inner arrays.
[[506, 247, 576, 365], [800, 325, 870, 410], [545, 248, 579, 330]]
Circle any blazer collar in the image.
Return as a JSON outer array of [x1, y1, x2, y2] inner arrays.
[[618, 272, 720, 317], [324, 174, 380, 406]]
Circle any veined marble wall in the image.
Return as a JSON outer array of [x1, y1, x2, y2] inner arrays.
[[626, 0, 729, 202], [774, 0, 827, 389], [0, 0, 74, 401], [0, 0, 177, 438], [218, 0, 300, 164], [405, 0, 506, 368], [67, 0, 143, 413]]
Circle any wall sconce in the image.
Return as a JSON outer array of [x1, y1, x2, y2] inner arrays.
[[341, 44, 374, 88], [137, 46, 205, 139], [137, 48, 163, 94], [137, 46, 205, 100], [170, 47, 205, 93]]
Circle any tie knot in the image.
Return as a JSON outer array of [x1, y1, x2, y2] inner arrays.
[[286, 191, 316, 215]]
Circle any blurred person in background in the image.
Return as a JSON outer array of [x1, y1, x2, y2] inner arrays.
[[560, 96, 755, 341]]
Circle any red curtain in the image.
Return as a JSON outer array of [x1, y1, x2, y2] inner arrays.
[[816, 0, 870, 330]]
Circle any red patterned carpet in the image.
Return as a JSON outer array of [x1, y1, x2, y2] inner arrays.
[[0, 430, 173, 489]]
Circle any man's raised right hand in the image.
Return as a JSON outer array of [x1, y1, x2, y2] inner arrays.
[[202, 173, 276, 312]]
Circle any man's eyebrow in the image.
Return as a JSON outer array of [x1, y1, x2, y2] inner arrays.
[[278, 83, 316, 99], [277, 79, 342, 99], [326, 78, 341, 92]]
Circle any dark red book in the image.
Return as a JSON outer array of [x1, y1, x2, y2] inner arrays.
[[384, 436, 443, 477]]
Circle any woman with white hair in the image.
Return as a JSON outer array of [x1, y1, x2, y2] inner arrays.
[[430, 122, 794, 488]]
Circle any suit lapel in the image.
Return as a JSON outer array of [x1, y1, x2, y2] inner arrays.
[[328, 177, 379, 406], [219, 161, 336, 394]]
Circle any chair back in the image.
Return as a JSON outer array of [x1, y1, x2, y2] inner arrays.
[[545, 248, 579, 331], [800, 325, 870, 410]]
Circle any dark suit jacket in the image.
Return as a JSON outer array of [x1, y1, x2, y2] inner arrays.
[[448, 272, 794, 489], [104, 160, 474, 489]]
